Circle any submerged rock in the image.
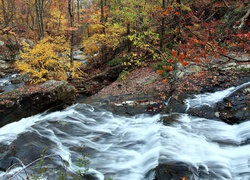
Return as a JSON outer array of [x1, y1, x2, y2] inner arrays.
[[0, 80, 76, 127]]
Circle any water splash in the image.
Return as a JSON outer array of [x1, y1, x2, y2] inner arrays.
[[1, 103, 250, 179], [185, 81, 250, 110]]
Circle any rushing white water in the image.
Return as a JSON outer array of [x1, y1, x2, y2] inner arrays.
[[0, 77, 10, 87], [0, 82, 250, 180], [185, 81, 250, 110]]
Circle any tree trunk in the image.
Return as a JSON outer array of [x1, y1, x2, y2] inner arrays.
[[1, 0, 7, 26], [1, 0, 15, 26], [127, 22, 131, 53], [77, 0, 80, 24], [68, 0, 74, 79], [35, 0, 44, 39], [160, 0, 166, 50], [100, 0, 107, 63], [57, 0, 63, 34]]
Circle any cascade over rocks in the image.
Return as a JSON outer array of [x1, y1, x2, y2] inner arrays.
[[216, 84, 250, 124], [88, 69, 250, 125], [0, 80, 76, 127]]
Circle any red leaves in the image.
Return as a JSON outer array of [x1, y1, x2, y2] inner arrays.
[[161, 78, 168, 83], [179, 52, 185, 59], [157, 69, 164, 75], [175, 11, 180, 17], [194, 57, 200, 64], [162, 11, 168, 16], [167, 66, 174, 71], [181, 61, 190, 67], [171, 49, 178, 57]]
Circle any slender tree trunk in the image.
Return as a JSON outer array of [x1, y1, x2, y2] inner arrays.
[[127, 22, 131, 53], [1, 0, 14, 26], [1, 0, 8, 26], [100, 0, 107, 63], [160, 0, 166, 50], [176, 0, 182, 41], [77, 0, 80, 24], [35, 0, 44, 39], [68, 0, 74, 79], [100, 0, 105, 23], [57, 0, 63, 34]]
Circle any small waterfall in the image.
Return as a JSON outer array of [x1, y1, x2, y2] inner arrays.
[[185, 81, 250, 110], [0, 83, 250, 180]]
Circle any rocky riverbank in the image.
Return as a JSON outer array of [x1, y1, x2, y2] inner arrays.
[[84, 64, 250, 125], [1, 55, 249, 125], [0, 80, 76, 127], [0, 55, 250, 180]]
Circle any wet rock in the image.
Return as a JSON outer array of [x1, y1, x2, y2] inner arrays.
[[0, 156, 19, 172], [227, 53, 250, 62], [0, 130, 97, 179], [219, 62, 237, 71], [0, 80, 76, 127], [154, 163, 195, 180], [187, 105, 217, 120], [163, 94, 189, 114], [0, 61, 10, 70], [215, 84, 250, 124]]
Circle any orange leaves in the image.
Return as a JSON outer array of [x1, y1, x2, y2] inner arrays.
[[155, 6, 173, 17], [220, 48, 226, 55], [178, 52, 185, 59], [193, 38, 199, 43], [181, 61, 190, 67], [167, 66, 173, 71], [157, 69, 164, 75], [177, 52, 186, 64], [171, 49, 178, 57], [161, 78, 168, 83], [162, 11, 168, 16], [66, 27, 79, 31], [194, 57, 200, 64], [171, 50, 191, 67], [167, 6, 173, 12], [175, 11, 180, 17]]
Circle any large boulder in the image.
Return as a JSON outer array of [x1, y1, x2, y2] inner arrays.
[[0, 80, 76, 127], [215, 84, 250, 124]]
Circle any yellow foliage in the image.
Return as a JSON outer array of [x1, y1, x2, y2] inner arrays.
[[83, 21, 126, 56], [69, 61, 88, 79], [17, 35, 70, 84], [172, 2, 192, 12]]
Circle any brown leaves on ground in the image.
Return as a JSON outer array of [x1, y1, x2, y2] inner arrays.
[[97, 66, 170, 96]]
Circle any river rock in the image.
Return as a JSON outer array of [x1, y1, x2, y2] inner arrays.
[[0, 40, 4, 46], [227, 53, 250, 62], [154, 163, 195, 180], [0, 60, 10, 70], [215, 83, 250, 124], [0, 80, 76, 127]]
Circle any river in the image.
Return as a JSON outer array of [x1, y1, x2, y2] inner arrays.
[[0, 82, 250, 180]]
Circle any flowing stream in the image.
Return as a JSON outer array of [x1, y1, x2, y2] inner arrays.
[[0, 82, 250, 180]]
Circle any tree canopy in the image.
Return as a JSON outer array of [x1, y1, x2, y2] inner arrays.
[[0, 0, 249, 83]]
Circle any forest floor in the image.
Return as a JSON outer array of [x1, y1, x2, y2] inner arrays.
[[94, 58, 250, 99]]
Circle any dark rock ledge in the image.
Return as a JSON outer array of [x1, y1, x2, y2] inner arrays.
[[0, 80, 76, 127]]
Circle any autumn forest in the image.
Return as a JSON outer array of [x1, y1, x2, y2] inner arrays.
[[0, 0, 249, 84]]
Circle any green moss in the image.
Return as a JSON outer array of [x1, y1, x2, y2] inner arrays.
[[117, 70, 129, 82], [238, 67, 250, 72], [108, 58, 123, 67]]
